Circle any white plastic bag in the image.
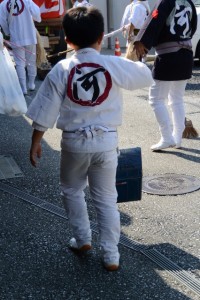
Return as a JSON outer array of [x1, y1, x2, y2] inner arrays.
[[0, 33, 27, 117]]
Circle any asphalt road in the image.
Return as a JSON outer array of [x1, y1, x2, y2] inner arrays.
[[0, 49, 200, 300]]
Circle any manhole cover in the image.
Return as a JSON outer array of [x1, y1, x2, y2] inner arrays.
[[0, 155, 24, 180], [142, 173, 200, 195]]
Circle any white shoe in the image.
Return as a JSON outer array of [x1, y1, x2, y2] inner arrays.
[[174, 143, 182, 149], [172, 135, 182, 149], [102, 254, 119, 271], [69, 238, 92, 254], [103, 262, 119, 272], [28, 83, 35, 91], [151, 140, 176, 151]]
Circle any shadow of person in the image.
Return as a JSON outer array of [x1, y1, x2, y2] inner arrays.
[[157, 147, 200, 163], [181, 145, 200, 155]]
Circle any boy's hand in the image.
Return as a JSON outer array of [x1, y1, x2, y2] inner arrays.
[[30, 129, 45, 167], [133, 41, 148, 60], [30, 142, 42, 167]]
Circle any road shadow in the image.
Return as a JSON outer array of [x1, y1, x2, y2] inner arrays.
[[0, 97, 199, 299], [154, 141, 200, 163]]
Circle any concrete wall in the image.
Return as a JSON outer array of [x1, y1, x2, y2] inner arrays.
[[108, 0, 130, 48], [91, 0, 130, 48], [90, 0, 108, 47]]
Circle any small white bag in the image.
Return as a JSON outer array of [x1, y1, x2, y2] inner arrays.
[[0, 32, 27, 117]]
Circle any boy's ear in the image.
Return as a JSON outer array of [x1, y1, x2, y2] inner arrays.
[[65, 36, 69, 44], [65, 37, 76, 50], [98, 32, 104, 45]]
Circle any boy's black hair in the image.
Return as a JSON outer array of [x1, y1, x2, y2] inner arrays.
[[62, 7, 104, 49]]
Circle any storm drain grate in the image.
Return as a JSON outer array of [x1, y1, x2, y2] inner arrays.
[[0, 181, 200, 297], [142, 173, 200, 195], [0, 155, 23, 180], [0, 181, 67, 219], [142, 248, 200, 296]]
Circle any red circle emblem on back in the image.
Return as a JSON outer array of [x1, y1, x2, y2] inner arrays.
[[67, 63, 112, 106]]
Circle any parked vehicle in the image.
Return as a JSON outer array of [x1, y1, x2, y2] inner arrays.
[[33, 0, 68, 64]]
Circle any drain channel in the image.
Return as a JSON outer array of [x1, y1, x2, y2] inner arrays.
[[0, 181, 200, 296], [142, 249, 200, 295]]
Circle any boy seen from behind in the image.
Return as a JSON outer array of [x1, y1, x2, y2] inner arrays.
[[26, 6, 153, 271]]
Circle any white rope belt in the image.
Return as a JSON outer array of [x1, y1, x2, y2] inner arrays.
[[63, 125, 117, 139]]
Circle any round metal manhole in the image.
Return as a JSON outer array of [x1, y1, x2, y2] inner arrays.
[[142, 173, 200, 196]]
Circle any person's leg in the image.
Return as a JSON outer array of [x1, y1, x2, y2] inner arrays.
[[88, 150, 120, 270], [168, 80, 187, 148], [26, 44, 37, 91], [60, 151, 92, 248], [149, 80, 175, 150], [12, 47, 27, 94]]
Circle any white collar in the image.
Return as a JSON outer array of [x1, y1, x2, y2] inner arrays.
[[75, 48, 100, 55]]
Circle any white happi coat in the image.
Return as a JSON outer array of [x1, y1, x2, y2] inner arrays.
[[26, 48, 153, 152], [129, 1, 150, 29], [120, 1, 137, 28], [0, 0, 41, 46]]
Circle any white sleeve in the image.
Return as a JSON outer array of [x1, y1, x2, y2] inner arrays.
[[120, 5, 130, 27], [109, 57, 154, 91], [0, 4, 10, 35], [29, 0, 41, 22], [32, 122, 48, 131], [129, 6, 147, 29], [26, 65, 66, 128]]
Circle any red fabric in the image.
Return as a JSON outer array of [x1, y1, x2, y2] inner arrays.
[[152, 9, 159, 19], [33, 0, 66, 19]]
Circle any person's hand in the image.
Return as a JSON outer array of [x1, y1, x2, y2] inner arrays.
[[128, 34, 134, 44], [133, 41, 148, 60], [30, 142, 42, 167]]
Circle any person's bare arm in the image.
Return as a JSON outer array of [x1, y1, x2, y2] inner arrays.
[[30, 129, 45, 167]]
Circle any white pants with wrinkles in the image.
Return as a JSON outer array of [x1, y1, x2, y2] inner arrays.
[[149, 80, 187, 144], [60, 149, 120, 265], [12, 44, 36, 93]]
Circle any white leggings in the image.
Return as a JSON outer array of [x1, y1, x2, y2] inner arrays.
[[149, 80, 187, 144], [12, 44, 36, 93], [60, 149, 120, 264]]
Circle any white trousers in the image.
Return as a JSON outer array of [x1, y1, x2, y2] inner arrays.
[[12, 45, 37, 94], [60, 149, 120, 264], [149, 80, 187, 144]]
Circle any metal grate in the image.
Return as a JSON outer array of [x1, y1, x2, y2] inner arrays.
[[142, 248, 200, 296], [0, 155, 23, 180], [0, 181, 200, 297]]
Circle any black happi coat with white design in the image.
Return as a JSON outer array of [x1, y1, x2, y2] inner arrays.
[[136, 0, 197, 80]]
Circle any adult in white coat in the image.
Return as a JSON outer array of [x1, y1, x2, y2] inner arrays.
[[120, 0, 135, 28], [127, 0, 150, 44], [0, 0, 41, 95]]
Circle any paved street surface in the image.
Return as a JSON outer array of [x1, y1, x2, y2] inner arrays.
[[0, 48, 200, 300]]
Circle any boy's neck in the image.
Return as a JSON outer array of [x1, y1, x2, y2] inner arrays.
[[73, 41, 102, 52], [75, 45, 101, 52], [67, 33, 104, 53]]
